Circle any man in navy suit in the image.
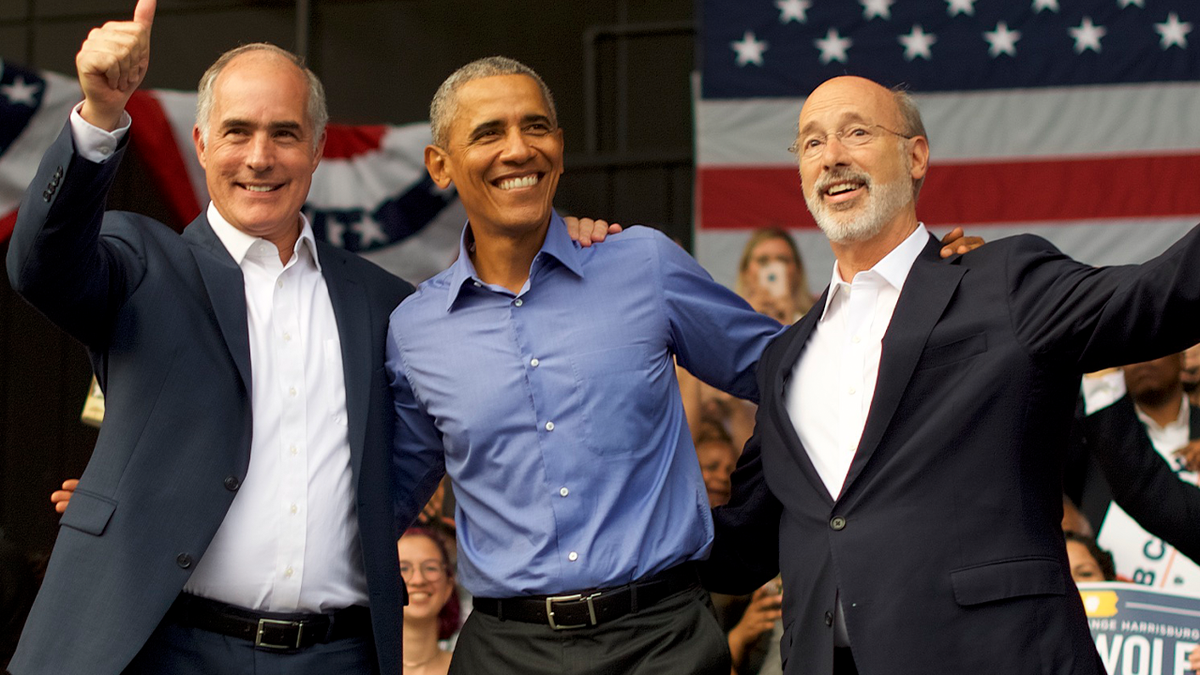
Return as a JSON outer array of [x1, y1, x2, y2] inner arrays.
[[5, 1, 413, 672], [703, 75, 1200, 674]]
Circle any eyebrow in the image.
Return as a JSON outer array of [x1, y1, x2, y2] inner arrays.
[[219, 118, 305, 134], [467, 114, 555, 140], [798, 112, 870, 138]]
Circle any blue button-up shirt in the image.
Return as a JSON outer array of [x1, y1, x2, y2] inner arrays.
[[386, 212, 782, 598]]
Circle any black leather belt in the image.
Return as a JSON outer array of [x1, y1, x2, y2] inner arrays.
[[166, 593, 372, 651], [471, 563, 699, 630]]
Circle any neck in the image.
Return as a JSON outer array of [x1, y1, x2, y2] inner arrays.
[[268, 226, 301, 266], [468, 217, 551, 294], [1134, 387, 1185, 427], [402, 615, 443, 668], [830, 214, 918, 280]]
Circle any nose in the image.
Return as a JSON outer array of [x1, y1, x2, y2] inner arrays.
[[245, 132, 275, 172], [819, 133, 852, 168], [499, 128, 535, 163]]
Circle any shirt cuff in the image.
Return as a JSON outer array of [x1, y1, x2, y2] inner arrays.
[[1081, 369, 1127, 416], [69, 103, 131, 163]]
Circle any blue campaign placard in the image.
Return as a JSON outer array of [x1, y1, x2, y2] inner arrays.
[[1078, 582, 1200, 675]]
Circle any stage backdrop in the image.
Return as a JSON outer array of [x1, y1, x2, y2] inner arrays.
[[696, 0, 1200, 292]]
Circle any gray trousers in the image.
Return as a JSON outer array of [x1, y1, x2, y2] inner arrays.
[[449, 584, 731, 675]]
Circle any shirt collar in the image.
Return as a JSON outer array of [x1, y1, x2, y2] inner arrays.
[[817, 222, 929, 320], [1134, 393, 1190, 433], [444, 210, 583, 311], [206, 202, 321, 270]]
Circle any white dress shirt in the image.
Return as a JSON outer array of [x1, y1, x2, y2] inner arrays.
[[70, 107, 367, 612], [786, 224, 929, 499]]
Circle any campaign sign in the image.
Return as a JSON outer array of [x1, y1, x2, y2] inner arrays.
[[1079, 582, 1200, 675]]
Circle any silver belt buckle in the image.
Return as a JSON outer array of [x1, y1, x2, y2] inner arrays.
[[545, 592, 600, 630], [256, 618, 304, 649]]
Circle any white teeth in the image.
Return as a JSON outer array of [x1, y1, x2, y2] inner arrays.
[[827, 183, 860, 196], [244, 185, 276, 193], [498, 175, 539, 190]]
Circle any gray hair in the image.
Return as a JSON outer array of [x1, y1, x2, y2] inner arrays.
[[195, 43, 328, 150], [891, 86, 927, 200], [429, 56, 558, 148]]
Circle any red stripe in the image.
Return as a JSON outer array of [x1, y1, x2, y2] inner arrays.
[[126, 91, 202, 227], [698, 154, 1200, 229], [0, 210, 15, 243], [322, 124, 387, 159]]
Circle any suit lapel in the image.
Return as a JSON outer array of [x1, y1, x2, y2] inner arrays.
[[183, 217, 252, 393], [319, 245, 372, 478], [768, 287, 837, 505], [841, 235, 965, 496]]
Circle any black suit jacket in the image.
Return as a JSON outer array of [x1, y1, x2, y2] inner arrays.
[[1073, 395, 1200, 565], [704, 228, 1200, 675], [6, 125, 413, 674]]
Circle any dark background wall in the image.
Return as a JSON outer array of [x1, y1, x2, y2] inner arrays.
[[0, 0, 697, 561]]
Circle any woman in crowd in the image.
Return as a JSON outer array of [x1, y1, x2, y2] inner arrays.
[[1063, 530, 1116, 583], [398, 527, 460, 675], [734, 228, 816, 323]]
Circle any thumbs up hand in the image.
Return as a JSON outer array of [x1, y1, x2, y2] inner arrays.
[[76, 0, 156, 131]]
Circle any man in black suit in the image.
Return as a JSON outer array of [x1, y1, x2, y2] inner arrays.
[[703, 75, 1200, 674], [1069, 355, 1200, 585], [5, 1, 413, 672]]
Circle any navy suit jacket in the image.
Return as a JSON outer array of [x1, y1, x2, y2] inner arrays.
[[703, 228, 1200, 675], [6, 125, 413, 675], [1072, 395, 1200, 565]]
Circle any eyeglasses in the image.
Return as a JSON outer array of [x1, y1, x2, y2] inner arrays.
[[789, 124, 914, 158], [399, 561, 447, 582]]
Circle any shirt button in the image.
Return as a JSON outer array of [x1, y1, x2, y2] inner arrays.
[[284, 566, 294, 578], [530, 358, 540, 367], [568, 552, 578, 562], [473, 281, 482, 288], [289, 387, 297, 397], [830, 516, 847, 531], [514, 299, 524, 307], [559, 487, 569, 497], [545, 421, 555, 431], [283, 332, 292, 342], [277, 279, 284, 289], [290, 504, 298, 514], [852, 335, 861, 344], [824, 611, 834, 627], [290, 445, 298, 455], [848, 387, 856, 395]]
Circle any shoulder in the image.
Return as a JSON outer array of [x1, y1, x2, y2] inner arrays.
[[390, 266, 454, 325]]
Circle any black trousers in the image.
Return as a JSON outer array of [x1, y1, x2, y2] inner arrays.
[[449, 585, 731, 675], [122, 613, 379, 675]]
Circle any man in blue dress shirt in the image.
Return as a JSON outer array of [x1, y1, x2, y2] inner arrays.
[[385, 57, 783, 673]]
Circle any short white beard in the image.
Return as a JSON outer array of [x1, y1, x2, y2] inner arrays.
[[804, 166, 913, 244]]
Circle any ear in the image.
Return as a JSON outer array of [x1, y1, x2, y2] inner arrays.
[[908, 135, 930, 182], [311, 129, 327, 171], [193, 125, 207, 170], [424, 145, 453, 189]]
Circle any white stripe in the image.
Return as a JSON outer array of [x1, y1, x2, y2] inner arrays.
[[308, 123, 432, 210], [0, 70, 80, 214], [697, 83, 1200, 166], [151, 89, 210, 205], [695, 217, 1199, 294]]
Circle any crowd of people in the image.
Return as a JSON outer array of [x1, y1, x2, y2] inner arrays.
[[7, 0, 1200, 674]]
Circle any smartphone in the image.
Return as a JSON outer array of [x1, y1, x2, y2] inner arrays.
[[758, 261, 789, 299]]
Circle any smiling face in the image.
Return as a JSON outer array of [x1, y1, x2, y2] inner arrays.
[[697, 439, 737, 508], [398, 533, 454, 622], [192, 51, 324, 248], [796, 77, 927, 244], [424, 74, 564, 242]]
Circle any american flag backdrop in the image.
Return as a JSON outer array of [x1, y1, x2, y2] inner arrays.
[[695, 0, 1200, 292]]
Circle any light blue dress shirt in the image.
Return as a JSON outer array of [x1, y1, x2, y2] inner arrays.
[[386, 212, 782, 598]]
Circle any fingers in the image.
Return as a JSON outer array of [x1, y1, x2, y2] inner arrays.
[[62, 479, 79, 490], [939, 236, 986, 258], [939, 226, 965, 245], [78, 22, 149, 91], [133, 0, 157, 29]]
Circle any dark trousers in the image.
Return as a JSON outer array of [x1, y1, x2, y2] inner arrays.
[[122, 613, 379, 675], [833, 647, 859, 675], [450, 585, 730, 675]]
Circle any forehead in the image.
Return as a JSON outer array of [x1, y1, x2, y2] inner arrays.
[[449, 74, 550, 127], [798, 77, 899, 131], [209, 52, 309, 122], [397, 534, 441, 559]]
